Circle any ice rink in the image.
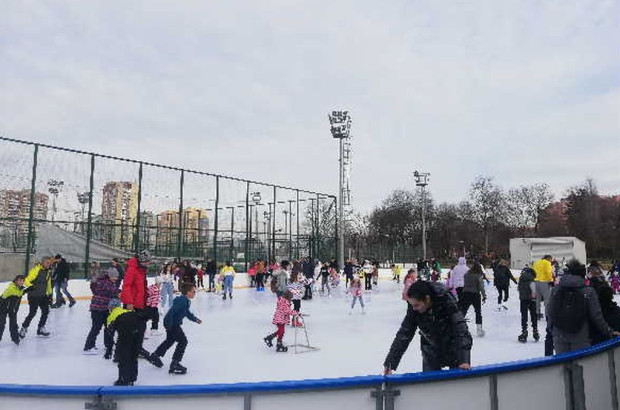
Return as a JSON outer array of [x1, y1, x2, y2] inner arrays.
[[0, 273, 547, 386]]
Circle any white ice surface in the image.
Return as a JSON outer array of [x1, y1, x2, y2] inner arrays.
[[0, 272, 548, 386]]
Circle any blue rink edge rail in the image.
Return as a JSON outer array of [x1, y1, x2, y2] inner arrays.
[[1, 338, 619, 397]]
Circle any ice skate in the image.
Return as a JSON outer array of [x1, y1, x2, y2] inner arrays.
[[263, 334, 275, 348], [69, 299, 76, 308], [37, 327, 50, 337], [113, 379, 133, 386], [476, 324, 485, 337], [169, 361, 187, 374], [533, 330, 540, 342], [222, 294, 227, 300], [276, 342, 288, 352], [502, 304, 508, 311], [146, 353, 164, 368], [19, 326, 28, 339], [104, 348, 113, 360], [229, 293, 233, 299], [83, 347, 100, 355], [518, 330, 528, 343]]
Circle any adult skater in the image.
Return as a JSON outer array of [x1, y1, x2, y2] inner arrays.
[[450, 257, 469, 301], [273, 260, 290, 297], [546, 260, 619, 354], [493, 259, 517, 311], [344, 259, 355, 287], [533, 255, 554, 320], [383, 281, 472, 373], [220, 261, 235, 300], [517, 266, 538, 343], [461, 262, 487, 337], [51, 254, 75, 308], [20, 257, 54, 338], [301, 258, 314, 299], [205, 258, 217, 292]]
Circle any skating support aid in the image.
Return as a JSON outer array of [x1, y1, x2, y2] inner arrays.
[[289, 315, 320, 354]]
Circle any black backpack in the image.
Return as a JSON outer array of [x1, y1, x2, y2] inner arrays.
[[553, 287, 587, 334]]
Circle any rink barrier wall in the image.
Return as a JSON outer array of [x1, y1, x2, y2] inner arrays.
[[2, 338, 620, 410]]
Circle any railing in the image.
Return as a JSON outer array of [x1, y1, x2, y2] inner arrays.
[[2, 338, 619, 410]]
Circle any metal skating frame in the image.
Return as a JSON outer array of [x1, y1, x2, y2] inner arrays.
[[290, 315, 320, 354]]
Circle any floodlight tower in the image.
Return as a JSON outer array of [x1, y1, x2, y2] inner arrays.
[[414, 171, 430, 259], [328, 110, 352, 271]]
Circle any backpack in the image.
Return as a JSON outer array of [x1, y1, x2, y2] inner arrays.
[[552, 287, 587, 334]]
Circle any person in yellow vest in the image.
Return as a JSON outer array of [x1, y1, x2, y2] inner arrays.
[[533, 255, 554, 320], [220, 261, 236, 300], [0, 274, 28, 345], [20, 257, 54, 338]]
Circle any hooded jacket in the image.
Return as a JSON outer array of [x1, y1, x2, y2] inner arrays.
[[120, 258, 148, 309], [25, 264, 52, 298], [384, 283, 472, 371], [546, 274, 612, 345], [450, 257, 469, 289]]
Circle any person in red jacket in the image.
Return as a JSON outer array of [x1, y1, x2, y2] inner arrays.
[[119, 250, 160, 366]]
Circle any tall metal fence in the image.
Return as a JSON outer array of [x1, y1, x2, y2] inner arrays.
[[0, 136, 337, 276]]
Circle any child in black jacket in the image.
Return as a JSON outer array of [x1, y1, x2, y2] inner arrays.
[[517, 267, 538, 343], [0, 275, 28, 345]]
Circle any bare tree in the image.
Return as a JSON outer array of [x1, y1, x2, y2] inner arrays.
[[505, 183, 554, 234], [468, 175, 505, 254]]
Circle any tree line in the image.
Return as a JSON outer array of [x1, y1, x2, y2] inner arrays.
[[347, 176, 619, 261]]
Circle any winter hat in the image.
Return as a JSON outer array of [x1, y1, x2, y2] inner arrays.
[[138, 250, 151, 264], [106, 268, 119, 279], [108, 298, 122, 311]]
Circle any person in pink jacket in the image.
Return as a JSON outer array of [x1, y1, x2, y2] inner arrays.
[[263, 290, 298, 352], [402, 269, 418, 301]]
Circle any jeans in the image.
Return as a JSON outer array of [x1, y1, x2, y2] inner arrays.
[[84, 310, 114, 350], [460, 292, 483, 325], [22, 295, 50, 330], [351, 295, 365, 309], [161, 282, 174, 308], [154, 325, 188, 362], [54, 280, 75, 303], [223, 276, 234, 295]]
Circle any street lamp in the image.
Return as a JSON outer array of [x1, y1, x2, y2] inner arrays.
[[47, 179, 64, 224], [329, 110, 352, 272], [414, 170, 430, 260]]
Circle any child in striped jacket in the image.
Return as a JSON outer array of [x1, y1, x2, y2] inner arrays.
[[287, 271, 308, 327], [146, 279, 162, 336], [263, 290, 297, 352]]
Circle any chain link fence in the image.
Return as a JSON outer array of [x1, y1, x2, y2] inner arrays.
[[0, 137, 337, 278]]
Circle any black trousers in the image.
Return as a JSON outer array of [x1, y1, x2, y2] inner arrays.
[[364, 275, 372, 290], [496, 285, 509, 304], [115, 313, 146, 383], [460, 292, 483, 325], [256, 273, 265, 289], [455, 287, 464, 302], [345, 274, 353, 287], [0, 297, 20, 343], [208, 273, 216, 290], [154, 325, 188, 362], [292, 299, 301, 313], [520, 299, 537, 331], [22, 295, 50, 330], [148, 306, 159, 330], [197, 276, 204, 288], [303, 284, 313, 299], [84, 310, 114, 350]]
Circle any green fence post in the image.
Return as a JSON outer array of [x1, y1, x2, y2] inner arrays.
[[134, 162, 143, 253], [333, 195, 338, 265], [272, 186, 276, 261], [84, 154, 95, 278], [316, 193, 321, 261], [213, 176, 219, 265], [177, 170, 184, 260], [24, 144, 39, 275], [296, 190, 300, 260]]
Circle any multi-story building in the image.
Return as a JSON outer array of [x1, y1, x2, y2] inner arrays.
[[155, 208, 209, 257], [0, 189, 49, 250], [101, 181, 138, 250]]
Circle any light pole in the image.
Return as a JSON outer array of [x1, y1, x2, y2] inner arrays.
[[227, 206, 235, 261], [414, 170, 430, 260], [47, 179, 64, 224], [329, 110, 352, 272], [264, 209, 271, 262]]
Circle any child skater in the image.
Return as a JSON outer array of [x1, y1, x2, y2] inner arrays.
[[263, 290, 298, 352], [150, 283, 202, 374], [348, 275, 365, 315], [145, 278, 162, 337], [611, 271, 620, 295], [287, 271, 307, 327], [402, 268, 417, 301], [0, 275, 27, 345]]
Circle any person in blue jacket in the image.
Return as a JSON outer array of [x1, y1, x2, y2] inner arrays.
[[150, 283, 202, 374]]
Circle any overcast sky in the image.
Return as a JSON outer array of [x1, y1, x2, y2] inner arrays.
[[2, 0, 619, 213]]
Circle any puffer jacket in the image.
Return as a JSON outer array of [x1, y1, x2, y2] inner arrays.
[[518, 268, 536, 301], [120, 258, 148, 309], [493, 265, 517, 287], [450, 257, 469, 289], [25, 264, 52, 298], [546, 274, 612, 346], [384, 283, 472, 371], [90, 276, 119, 311], [272, 296, 298, 325]]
